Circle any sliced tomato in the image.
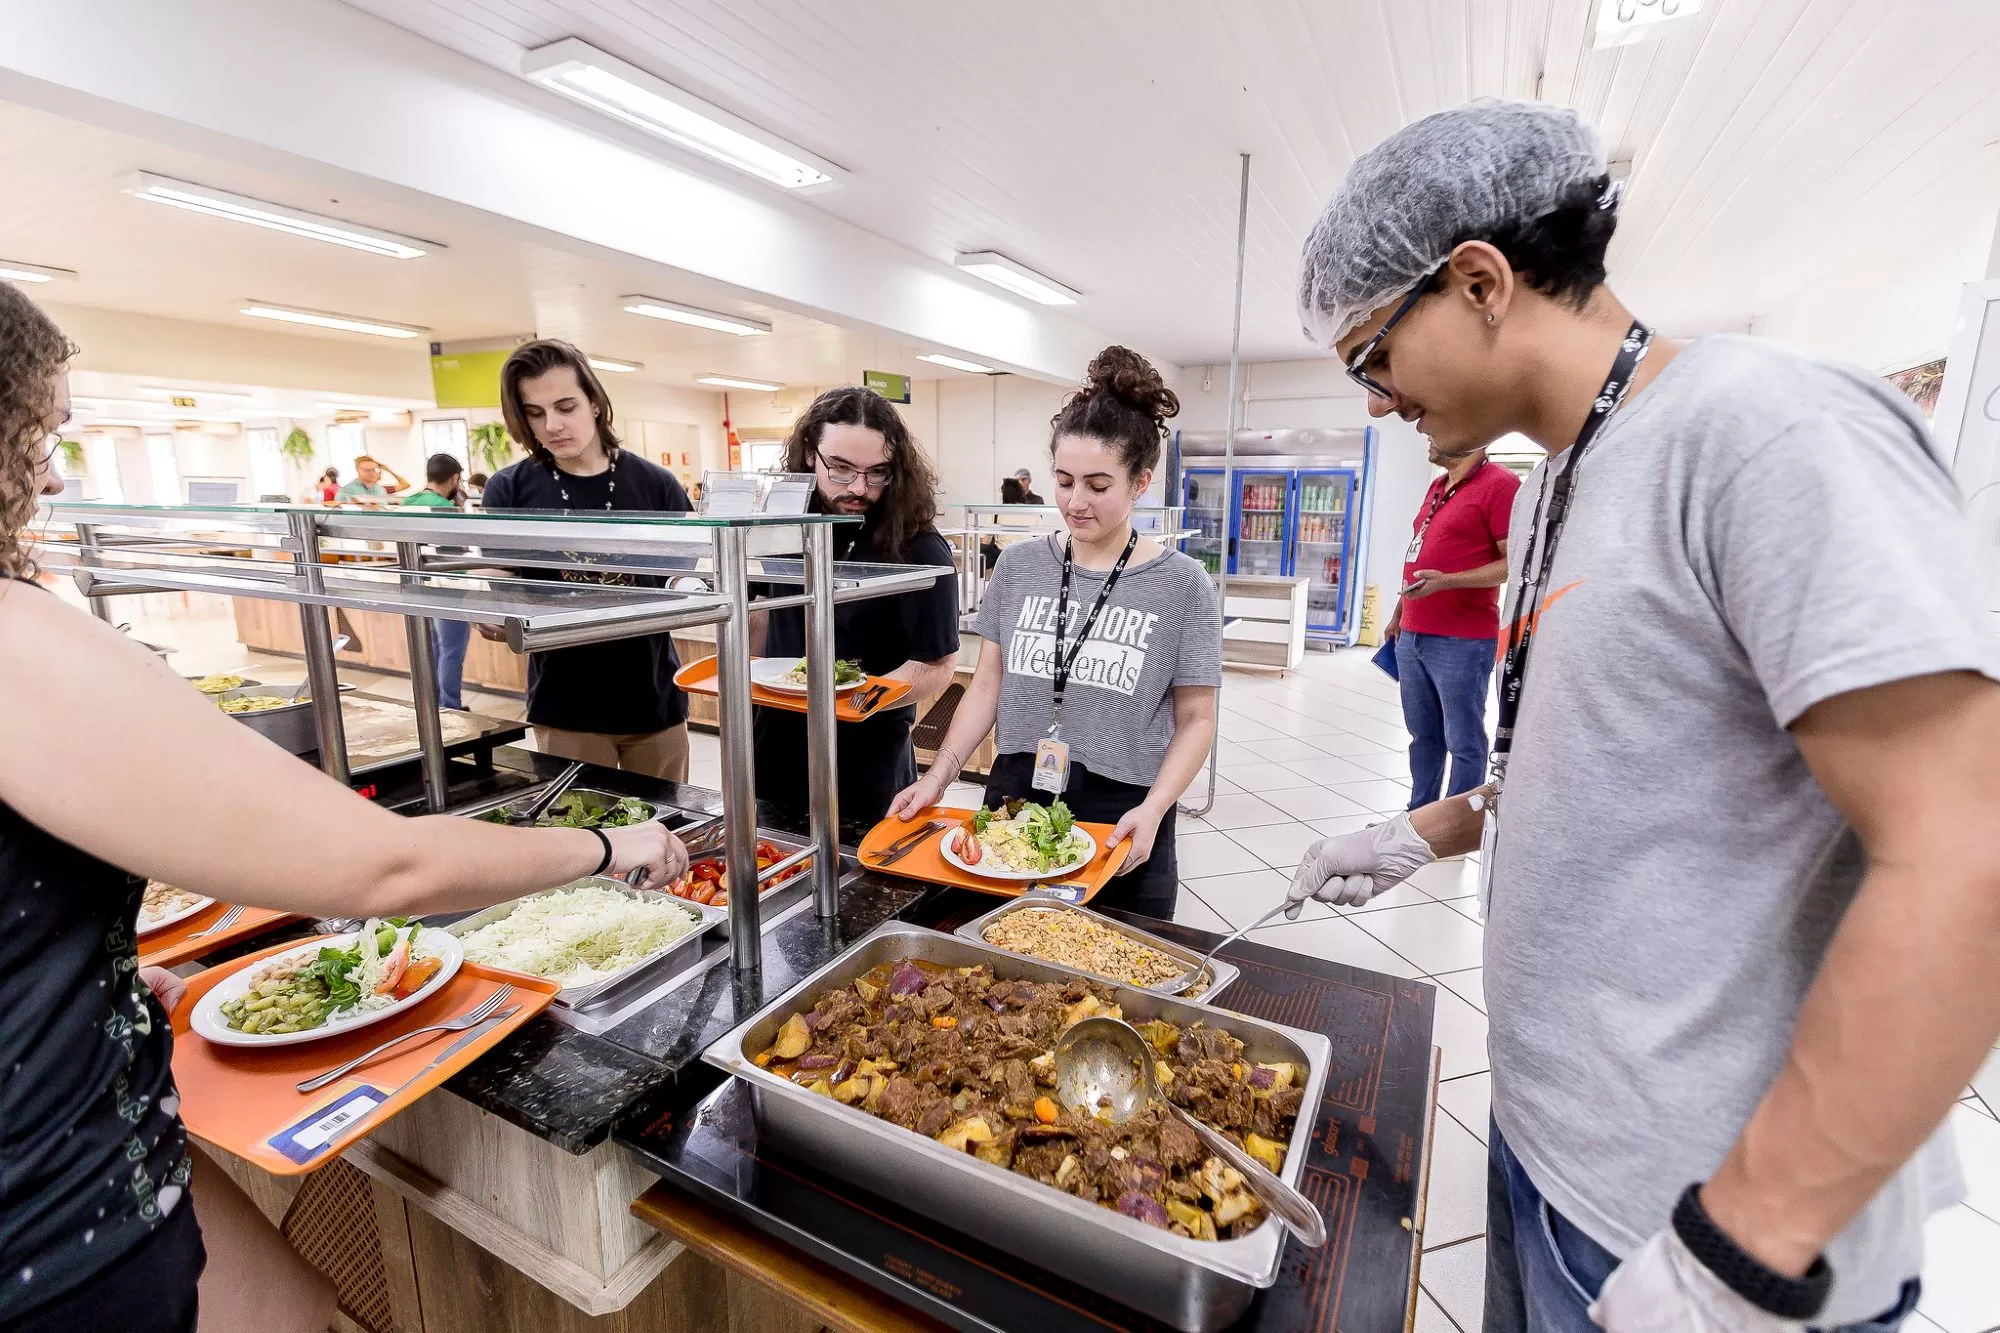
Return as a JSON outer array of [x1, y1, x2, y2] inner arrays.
[[392, 955, 443, 1000], [690, 861, 722, 883], [954, 829, 982, 865], [710, 891, 727, 907], [690, 882, 717, 905], [754, 840, 781, 861]]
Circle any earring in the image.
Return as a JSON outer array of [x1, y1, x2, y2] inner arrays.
[[1486, 313, 1496, 325]]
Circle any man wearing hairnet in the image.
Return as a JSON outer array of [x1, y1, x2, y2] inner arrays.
[[1289, 99, 2000, 1332]]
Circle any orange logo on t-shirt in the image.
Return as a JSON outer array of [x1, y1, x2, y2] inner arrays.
[[1496, 580, 1584, 663]]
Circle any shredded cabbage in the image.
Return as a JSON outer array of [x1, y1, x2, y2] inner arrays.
[[454, 886, 700, 988]]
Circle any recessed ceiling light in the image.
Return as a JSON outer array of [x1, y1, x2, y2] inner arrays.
[[586, 355, 643, 373], [622, 296, 771, 336], [241, 303, 429, 339], [952, 251, 1078, 306], [0, 259, 76, 284], [125, 172, 440, 259], [696, 374, 784, 392], [522, 38, 841, 190], [916, 353, 998, 374], [1592, 0, 1704, 48]]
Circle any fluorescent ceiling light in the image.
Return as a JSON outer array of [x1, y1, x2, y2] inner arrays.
[[916, 353, 997, 374], [1593, 0, 1704, 47], [621, 296, 771, 336], [522, 38, 840, 190], [241, 303, 429, 340], [953, 251, 1078, 306], [0, 259, 76, 283], [136, 386, 252, 402], [314, 402, 410, 417], [587, 355, 643, 373], [697, 374, 784, 392], [125, 172, 440, 259]]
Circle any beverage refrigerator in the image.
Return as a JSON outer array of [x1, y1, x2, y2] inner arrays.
[[1173, 427, 1378, 646]]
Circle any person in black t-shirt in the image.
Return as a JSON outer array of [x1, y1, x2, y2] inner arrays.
[[751, 387, 959, 824], [478, 340, 695, 780]]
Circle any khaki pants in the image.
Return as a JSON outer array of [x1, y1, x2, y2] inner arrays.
[[533, 723, 690, 782]]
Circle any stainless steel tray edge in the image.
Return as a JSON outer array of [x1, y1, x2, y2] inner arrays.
[[701, 920, 1332, 1333], [954, 897, 1242, 1003], [442, 877, 726, 1009]]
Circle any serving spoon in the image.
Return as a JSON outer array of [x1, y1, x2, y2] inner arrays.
[[1052, 1015, 1326, 1247]]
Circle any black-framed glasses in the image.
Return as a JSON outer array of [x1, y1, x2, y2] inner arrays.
[[1345, 266, 1443, 400], [816, 453, 894, 489]]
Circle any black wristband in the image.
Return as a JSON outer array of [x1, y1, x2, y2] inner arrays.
[[1671, 1184, 1832, 1320], [588, 828, 614, 877]]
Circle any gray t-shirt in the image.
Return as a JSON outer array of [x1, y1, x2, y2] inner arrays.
[[973, 537, 1222, 787], [1487, 334, 1997, 1322]]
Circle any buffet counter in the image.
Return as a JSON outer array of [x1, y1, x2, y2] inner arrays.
[[190, 752, 1438, 1333]]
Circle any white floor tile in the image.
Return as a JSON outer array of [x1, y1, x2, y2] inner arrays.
[[1949, 1103, 2000, 1226], [1170, 889, 1230, 932], [1195, 792, 1298, 831], [1963, 1093, 1997, 1122], [1421, 1239, 1487, 1332], [1216, 761, 1320, 793], [1341, 749, 1414, 780], [1441, 894, 1486, 925], [1353, 902, 1487, 976], [1414, 1287, 1459, 1333], [1238, 736, 1341, 765], [1970, 1047, 2000, 1119], [1245, 911, 1426, 979], [1438, 1072, 1491, 1144], [1422, 1111, 1491, 1247], [1174, 830, 1266, 879], [1261, 785, 1378, 822], [1431, 985, 1491, 1081], [1433, 967, 1485, 1014], [1224, 820, 1322, 871], [1312, 813, 1385, 838], [1278, 754, 1386, 787], [1307, 730, 1404, 756], [1219, 716, 1285, 742], [1183, 869, 1292, 927], [1339, 882, 1436, 914], [1918, 1204, 2000, 1332], [1408, 859, 1483, 903], [1329, 777, 1419, 813]]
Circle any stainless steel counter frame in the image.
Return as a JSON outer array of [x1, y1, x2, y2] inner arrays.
[[33, 500, 945, 992]]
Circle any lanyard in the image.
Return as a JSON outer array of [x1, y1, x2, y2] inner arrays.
[[1491, 320, 1654, 784], [1050, 529, 1138, 726], [1410, 458, 1485, 553]]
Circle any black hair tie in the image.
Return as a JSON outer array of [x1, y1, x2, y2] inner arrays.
[[589, 828, 614, 877]]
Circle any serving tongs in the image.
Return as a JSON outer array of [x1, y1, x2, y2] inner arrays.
[[509, 762, 586, 826]]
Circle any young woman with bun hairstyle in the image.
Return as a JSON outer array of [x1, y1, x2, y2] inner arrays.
[[890, 347, 1221, 917]]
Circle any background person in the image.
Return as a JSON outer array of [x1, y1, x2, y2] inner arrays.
[[0, 284, 685, 1333], [1290, 98, 2000, 1333], [401, 453, 472, 710], [1386, 439, 1517, 806], [1012, 466, 1045, 504], [315, 466, 339, 502], [334, 454, 408, 504], [890, 347, 1220, 919], [478, 340, 695, 780], [749, 386, 959, 824], [465, 471, 488, 506]]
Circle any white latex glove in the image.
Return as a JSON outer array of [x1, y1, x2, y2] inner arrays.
[[1591, 1229, 1807, 1333], [1284, 812, 1434, 917]]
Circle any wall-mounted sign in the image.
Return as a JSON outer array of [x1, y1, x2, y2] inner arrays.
[[429, 335, 533, 410], [170, 395, 197, 409], [863, 369, 911, 404]]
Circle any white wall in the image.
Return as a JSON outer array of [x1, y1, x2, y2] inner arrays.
[[1178, 359, 1436, 604]]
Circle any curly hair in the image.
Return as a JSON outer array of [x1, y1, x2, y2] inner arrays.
[[0, 283, 76, 579], [1049, 345, 1179, 477], [781, 385, 939, 560]]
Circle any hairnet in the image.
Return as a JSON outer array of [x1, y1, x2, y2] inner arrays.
[[1297, 99, 1611, 348]]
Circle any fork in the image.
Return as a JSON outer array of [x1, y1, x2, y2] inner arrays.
[[188, 904, 245, 940], [875, 820, 946, 866], [296, 986, 516, 1093]]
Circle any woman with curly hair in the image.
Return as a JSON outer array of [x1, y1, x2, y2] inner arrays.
[[0, 284, 687, 1331]]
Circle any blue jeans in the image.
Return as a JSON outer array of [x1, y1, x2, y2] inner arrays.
[[431, 618, 470, 711], [1484, 1120, 1920, 1333], [1394, 631, 1495, 807]]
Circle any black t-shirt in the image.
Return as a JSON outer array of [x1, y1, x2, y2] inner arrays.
[[481, 452, 692, 735], [752, 526, 959, 824], [0, 798, 191, 1321]]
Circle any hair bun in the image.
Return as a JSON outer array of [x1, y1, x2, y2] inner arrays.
[[1085, 346, 1179, 425]]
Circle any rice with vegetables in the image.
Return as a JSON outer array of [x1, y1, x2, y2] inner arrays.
[[453, 885, 701, 988], [982, 908, 1210, 997]]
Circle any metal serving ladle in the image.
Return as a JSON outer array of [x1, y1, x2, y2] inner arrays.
[[1051, 1016, 1326, 1247]]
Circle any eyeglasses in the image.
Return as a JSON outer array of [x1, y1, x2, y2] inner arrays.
[[816, 454, 894, 489], [39, 432, 62, 465], [1344, 265, 1443, 400]]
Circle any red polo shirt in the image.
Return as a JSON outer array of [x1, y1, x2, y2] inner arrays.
[[1399, 460, 1520, 639]]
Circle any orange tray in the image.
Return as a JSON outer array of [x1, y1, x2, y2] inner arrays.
[[170, 938, 556, 1176], [857, 807, 1131, 904], [140, 904, 299, 969], [673, 655, 913, 722]]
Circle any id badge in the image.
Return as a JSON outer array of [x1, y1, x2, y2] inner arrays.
[[1032, 737, 1070, 794], [1475, 807, 1498, 919], [1405, 532, 1424, 563]]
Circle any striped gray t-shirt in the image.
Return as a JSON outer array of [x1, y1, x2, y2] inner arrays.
[[972, 536, 1222, 787]]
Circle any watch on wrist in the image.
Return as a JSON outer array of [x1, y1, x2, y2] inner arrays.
[[1671, 1184, 1832, 1320]]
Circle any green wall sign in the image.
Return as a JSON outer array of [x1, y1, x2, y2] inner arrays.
[[863, 369, 911, 404], [429, 346, 513, 409]]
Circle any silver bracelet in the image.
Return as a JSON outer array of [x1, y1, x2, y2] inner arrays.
[[932, 745, 962, 778]]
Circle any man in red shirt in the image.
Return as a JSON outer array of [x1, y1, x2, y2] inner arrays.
[[1387, 441, 1520, 806]]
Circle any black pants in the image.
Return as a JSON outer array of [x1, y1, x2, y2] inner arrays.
[[985, 753, 1178, 921], [8, 1194, 204, 1333]]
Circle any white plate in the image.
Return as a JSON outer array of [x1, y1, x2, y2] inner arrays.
[[138, 886, 216, 936], [939, 823, 1098, 882], [749, 657, 866, 695], [191, 930, 463, 1048]]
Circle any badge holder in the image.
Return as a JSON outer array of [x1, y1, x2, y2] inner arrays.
[[1032, 720, 1070, 795]]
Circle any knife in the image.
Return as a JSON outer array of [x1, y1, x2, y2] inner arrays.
[[364, 1009, 519, 1115], [875, 820, 946, 866], [851, 682, 890, 716]]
